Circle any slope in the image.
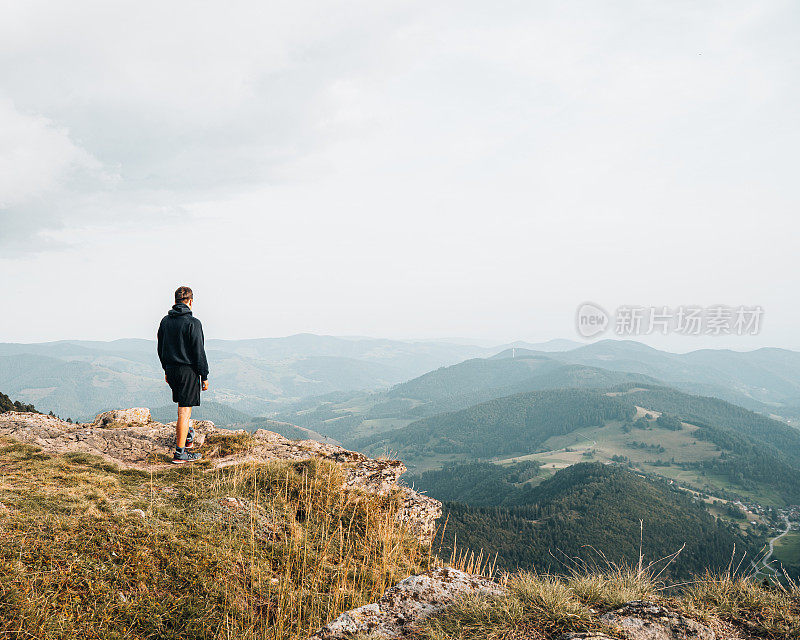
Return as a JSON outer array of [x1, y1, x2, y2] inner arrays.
[[435, 462, 759, 578]]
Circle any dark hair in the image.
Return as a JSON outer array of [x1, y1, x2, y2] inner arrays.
[[175, 286, 193, 304]]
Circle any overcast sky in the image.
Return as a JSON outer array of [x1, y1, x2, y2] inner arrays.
[[1, 0, 798, 350]]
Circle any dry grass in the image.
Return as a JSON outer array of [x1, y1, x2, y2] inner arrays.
[[565, 566, 658, 609], [681, 572, 800, 638], [0, 437, 431, 640], [415, 563, 800, 640], [416, 572, 606, 640], [200, 431, 257, 458]]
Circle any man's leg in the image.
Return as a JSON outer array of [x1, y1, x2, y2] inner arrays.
[[176, 406, 192, 448]]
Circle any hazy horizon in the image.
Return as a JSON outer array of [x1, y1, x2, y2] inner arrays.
[[1, 332, 796, 356]]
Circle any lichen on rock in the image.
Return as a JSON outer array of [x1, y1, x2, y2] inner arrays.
[[600, 601, 718, 640], [310, 567, 504, 639], [93, 407, 152, 427]]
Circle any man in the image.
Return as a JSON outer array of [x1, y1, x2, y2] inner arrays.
[[157, 286, 209, 464]]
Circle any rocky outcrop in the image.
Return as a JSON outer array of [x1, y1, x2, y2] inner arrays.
[[92, 407, 152, 427], [310, 568, 504, 639], [313, 577, 743, 640], [600, 601, 719, 640], [0, 409, 441, 544], [0, 411, 195, 464]]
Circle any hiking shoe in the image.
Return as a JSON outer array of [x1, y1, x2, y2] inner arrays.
[[185, 425, 195, 449], [172, 448, 202, 464]]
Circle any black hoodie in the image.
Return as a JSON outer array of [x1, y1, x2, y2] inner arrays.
[[156, 303, 209, 381]]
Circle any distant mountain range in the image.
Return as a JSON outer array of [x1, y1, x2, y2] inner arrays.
[[4, 335, 800, 433], [499, 340, 800, 411], [274, 341, 800, 447], [0, 334, 499, 420]]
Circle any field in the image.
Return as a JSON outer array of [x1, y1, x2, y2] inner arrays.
[[494, 419, 720, 469], [491, 414, 787, 508], [774, 531, 800, 568]]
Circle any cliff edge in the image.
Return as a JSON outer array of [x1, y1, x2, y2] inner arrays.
[[0, 407, 440, 544]]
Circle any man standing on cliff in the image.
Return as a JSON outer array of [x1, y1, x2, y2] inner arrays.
[[157, 286, 208, 464]]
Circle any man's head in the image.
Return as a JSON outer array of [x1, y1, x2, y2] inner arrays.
[[175, 286, 193, 307]]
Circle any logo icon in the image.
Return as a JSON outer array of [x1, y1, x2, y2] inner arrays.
[[576, 302, 609, 338]]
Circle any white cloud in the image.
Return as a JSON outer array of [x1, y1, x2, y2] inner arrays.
[[0, 99, 102, 208]]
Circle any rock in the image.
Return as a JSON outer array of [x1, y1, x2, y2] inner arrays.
[[93, 408, 151, 427], [311, 585, 734, 640], [0, 501, 8, 514], [600, 601, 717, 640], [309, 567, 504, 639], [130, 508, 146, 519], [166, 419, 215, 430]]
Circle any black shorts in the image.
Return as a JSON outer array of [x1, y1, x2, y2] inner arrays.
[[165, 365, 201, 407]]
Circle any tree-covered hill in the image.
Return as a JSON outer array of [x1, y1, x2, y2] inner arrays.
[[605, 385, 800, 504], [0, 390, 36, 413], [356, 389, 635, 460], [435, 463, 760, 578], [375, 382, 800, 503], [406, 460, 544, 507]]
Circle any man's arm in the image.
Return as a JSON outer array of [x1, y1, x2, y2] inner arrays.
[[192, 319, 210, 384], [157, 320, 165, 368], [157, 321, 168, 383]]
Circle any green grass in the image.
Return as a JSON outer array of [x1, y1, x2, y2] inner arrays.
[[0, 437, 431, 640], [774, 531, 800, 567], [494, 420, 720, 468]]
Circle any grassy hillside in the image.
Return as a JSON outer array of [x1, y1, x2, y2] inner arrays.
[[416, 569, 800, 640], [434, 463, 760, 578], [0, 428, 794, 639], [612, 385, 800, 466], [0, 435, 430, 639], [606, 385, 800, 504]]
